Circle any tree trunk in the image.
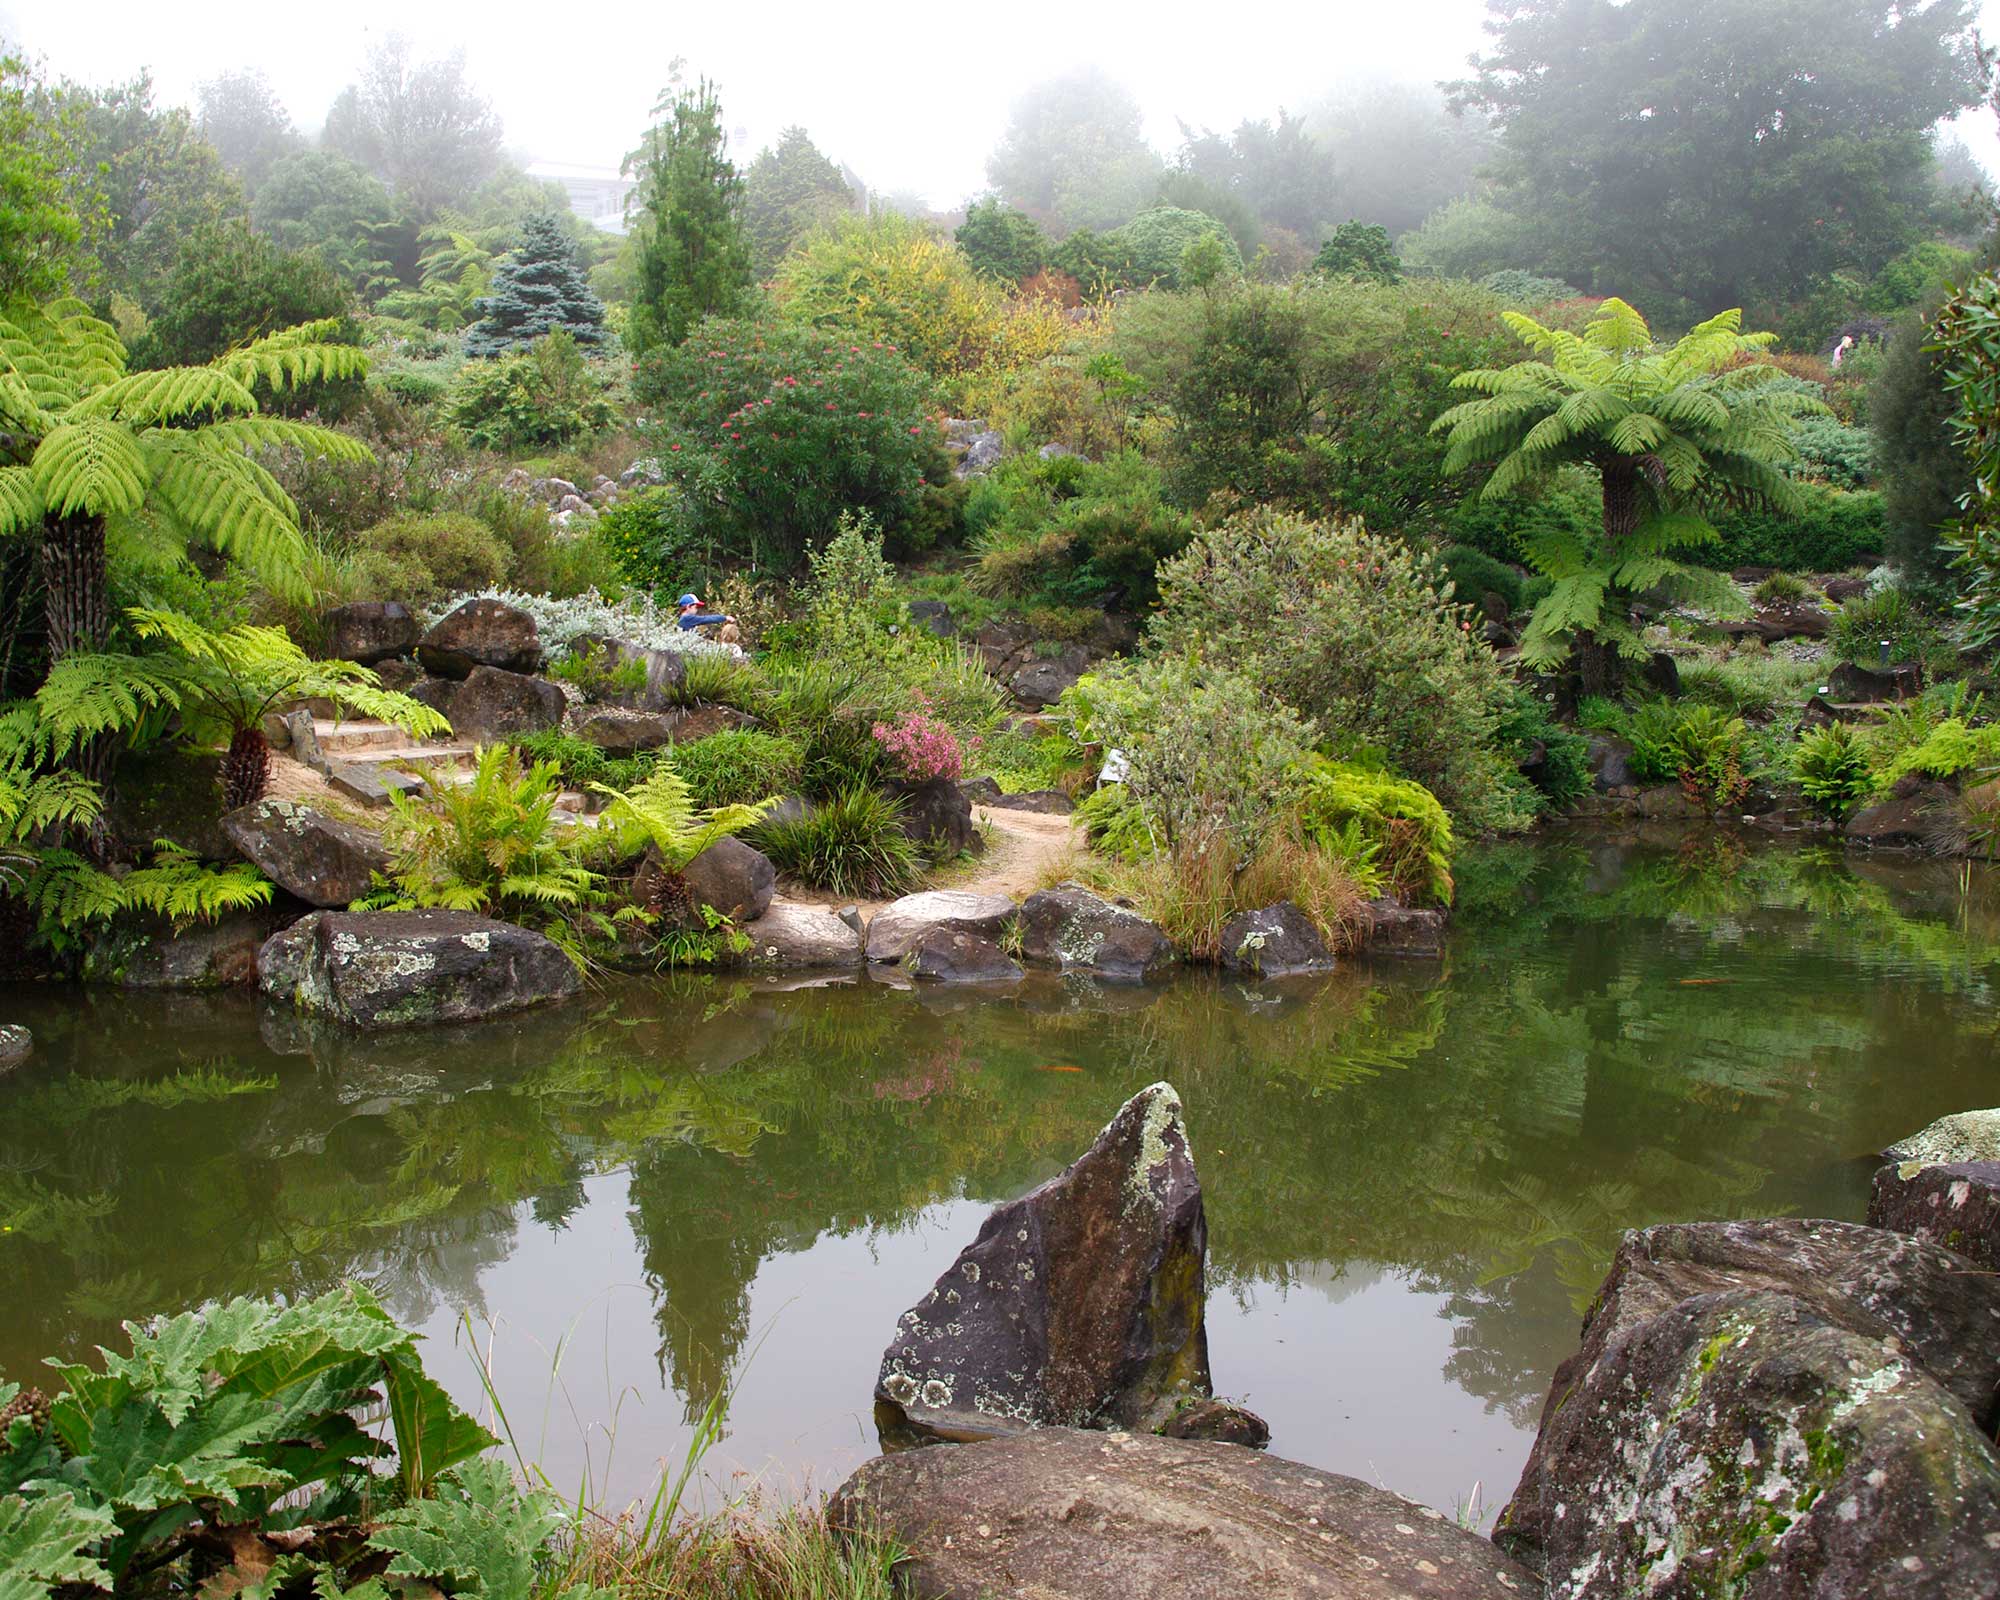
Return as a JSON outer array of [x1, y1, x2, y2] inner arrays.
[[39, 512, 116, 802], [1600, 457, 1642, 543], [221, 726, 272, 813], [40, 512, 110, 664]]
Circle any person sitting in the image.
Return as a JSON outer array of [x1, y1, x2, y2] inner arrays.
[[676, 593, 740, 644]]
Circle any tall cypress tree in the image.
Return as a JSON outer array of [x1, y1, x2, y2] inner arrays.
[[464, 211, 608, 356], [628, 78, 750, 354]]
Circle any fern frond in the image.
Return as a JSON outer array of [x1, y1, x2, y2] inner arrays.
[[194, 417, 375, 462], [143, 434, 308, 594], [70, 366, 260, 424], [0, 464, 43, 537], [119, 842, 275, 924], [214, 325, 369, 394], [32, 418, 152, 518], [33, 651, 185, 755]]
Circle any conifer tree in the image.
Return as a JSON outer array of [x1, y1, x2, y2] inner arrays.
[[627, 78, 750, 354], [463, 211, 607, 357]]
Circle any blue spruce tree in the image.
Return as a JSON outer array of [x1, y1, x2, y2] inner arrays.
[[464, 211, 608, 356]]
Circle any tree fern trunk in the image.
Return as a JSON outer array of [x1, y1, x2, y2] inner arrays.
[[1600, 458, 1642, 543], [41, 512, 109, 663], [221, 726, 272, 812]]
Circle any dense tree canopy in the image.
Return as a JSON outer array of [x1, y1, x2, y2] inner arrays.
[[196, 69, 299, 197], [955, 198, 1049, 283], [741, 126, 853, 278], [1175, 110, 1338, 243], [322, 35, 503, 222], [126, 218, 352, 368], [250, 150, 397, 288], [0, 52, 104, 301], [986, 70, 1163, 233], [1452, 0, 1989, 320], [1308, 81, 1496, 240]]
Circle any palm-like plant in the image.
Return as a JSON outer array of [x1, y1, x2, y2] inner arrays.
[[19, 608, 453, 810], [1432, 298, 1824, 680], [594, 769, 774, 922], [0, 298, 369, 669]]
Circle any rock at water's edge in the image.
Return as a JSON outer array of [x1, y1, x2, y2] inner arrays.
[[829, 1428, 1538, 1600], [258, 908, 580, 1028], [902, 926, 1023, 984], [223, 799, 390, 908], [1018, 885, 1174, 981], [743, 902, 865, 970], [1218, 901, 1333, 977], [865, 889, 1017, 962], [875, 1082, 1209, 1440], [1884, 1105, 2000, 1165], [1871, 1158, 2000, 1272], [0, 1024, 29, 1071]]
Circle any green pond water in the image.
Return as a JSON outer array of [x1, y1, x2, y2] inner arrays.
[[3, 832, 1998, 1523]]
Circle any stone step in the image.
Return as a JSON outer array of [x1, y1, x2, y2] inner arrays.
[[310, 719, 412, 753], [330, 742, 479, 768]]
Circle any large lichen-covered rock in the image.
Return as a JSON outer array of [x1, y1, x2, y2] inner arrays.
[[414, 665, 564, 740], [875, 1082, 1209, 1441], [1018, 885, 1174, 981], [257, 908, 580, 1028], [1884, 1105, 2000, 1165], [82, 904, 303, 989], [829, 1428, 1538, 1600], [222, 799, 389, 908], [902, 926, 1023, 984], [324, 600, 419, 666], [865, 890, 1017, 963], [416, 598, 542, 678], [1497, 1219, 2000, 1598]]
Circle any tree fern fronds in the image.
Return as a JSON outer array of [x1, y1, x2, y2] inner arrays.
[[12, 847, 126, 929], [70, 366, 261, 425], [143, 436, 309, 594], [31, 651, 185, 756], [215, 326, 369, 395], [118, 842, 274, 924], [0, 465, 43, 536], [31, 419, 151, 518], [0, 765, 102, 843], [193, 417, 374, 462]]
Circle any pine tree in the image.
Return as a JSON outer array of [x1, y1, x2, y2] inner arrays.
[[627, 78, 751, 354], [742, 127, 853, 278], [463, 211, 607, 357]]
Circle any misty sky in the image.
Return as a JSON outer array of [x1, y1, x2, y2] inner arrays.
[[9, 0, 2000, 207]]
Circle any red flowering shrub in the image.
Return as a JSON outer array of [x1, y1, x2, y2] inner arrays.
[[628, 318, 949, 574], [872, 699, 977, 783]]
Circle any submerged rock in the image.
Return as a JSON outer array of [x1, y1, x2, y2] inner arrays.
[[0, 1024, 29, 1072], [258, 909, 580, 1028], [902, 926, 1023, 985], [222, 799, 390, 908], [416, 598, 542, 678], [1497, 1218, 2000, 1598], [875, 1082, 1209, 1441], [1218, 902, 1333, 978], [1157, 1395, 1270, 1448], [1018, 885, 1174, 981], [829, 1428, 1538, 1600], [1366, 898, 1448, 958], [865, 890, 1017, 962], [742, 902, 865, 970]]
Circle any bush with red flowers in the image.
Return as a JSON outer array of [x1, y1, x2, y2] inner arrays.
[[628, 318, 951, 574]]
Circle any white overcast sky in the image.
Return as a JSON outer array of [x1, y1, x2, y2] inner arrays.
[[7, 0, 2000, 206]]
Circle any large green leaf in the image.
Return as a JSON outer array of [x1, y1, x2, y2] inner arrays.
[[0, 1491, 114, 1600]]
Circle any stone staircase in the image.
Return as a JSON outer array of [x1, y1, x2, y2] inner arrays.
[[291, 716, 597, 817]]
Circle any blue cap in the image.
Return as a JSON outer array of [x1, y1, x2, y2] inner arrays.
[[677, 593, 700, 608]]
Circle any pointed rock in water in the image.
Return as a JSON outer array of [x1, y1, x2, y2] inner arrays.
[[875, 1082, 1210, 1442], [0, 1024, 29, 1072], [829, 1428, 1538, 1600], [1871, 1106, 2000, 1269]]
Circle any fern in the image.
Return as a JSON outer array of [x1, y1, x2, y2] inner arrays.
[[594, 769, 774, 872], [118, 841, 275, 924]]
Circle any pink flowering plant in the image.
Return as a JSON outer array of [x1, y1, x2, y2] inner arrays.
[[629, 318, 948, 571], [872, 697, 978, 783]]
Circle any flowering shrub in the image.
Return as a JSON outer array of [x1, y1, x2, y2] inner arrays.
[[873, 701, 976, 783], [629, 317, 945, 570]]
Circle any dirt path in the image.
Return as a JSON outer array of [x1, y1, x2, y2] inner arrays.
[[777, 803, 1081, 918]]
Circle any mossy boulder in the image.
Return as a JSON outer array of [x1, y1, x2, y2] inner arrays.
[[1498, 1218, 2000, 1598], [874, 1082, 1209, 1442], [1019, 884, 1175, 982], [1870, 1106, 2000, 1269]]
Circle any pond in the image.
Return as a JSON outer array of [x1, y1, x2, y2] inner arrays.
[[3, 831, 1998, 1526]]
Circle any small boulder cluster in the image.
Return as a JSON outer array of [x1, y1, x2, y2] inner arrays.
[[498, 459, 665, 532]]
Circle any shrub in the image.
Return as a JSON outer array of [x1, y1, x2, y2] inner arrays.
[[1786, 414, 1875, 489], [1096, 207, 1244, 289], [438, 588, 729, 660], [1495, 691, 1592, 809], [1753, 571, 1813, 604], [1793, 722, 1876, 820], [1149, 511, 1534, 833], [872, 702, 974, 782], [1676, 654, 1822, 717], [507, 729, 658, 791], [629, 317, 943, 570], [1662, 705, 1750, 810], [1076, 781, 1155, 862], [351, 512, 512, 607], [1708, 485, 1886, 570], [750, 785, 921, 896], [1442, 470, 1602, 562], [1295, 757, 1455, 905], [1479, 269, 1582, 305], [446, 328, 618, 451], [1878, 717, 2000, 784], [967, 451, 1192, 610], [1438, 544, 1523, 613], [763, 659, 889, 796], [665, 730, 804, 807], [1829, 586, 1949, 667]]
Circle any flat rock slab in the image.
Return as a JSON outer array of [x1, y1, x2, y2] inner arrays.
[[1884, 1106, 2000, 1165], [326, 761, 425, 809], [223, 798, 389, 908], [258, 908, 580, 1028], [865, 890, 1017, 962], [876, 1083, 1208, 1439], [1499, 1218, 2000, 1598], [742, 902, 865, 970], [829, 1428, 1538, 1600]]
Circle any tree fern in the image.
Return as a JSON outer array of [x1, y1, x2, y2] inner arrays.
[[594, 770, 774, 872], [1433, 298, 1814, 683]]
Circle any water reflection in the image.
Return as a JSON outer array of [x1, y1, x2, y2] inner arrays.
[[2, 833, 1996, 1516]]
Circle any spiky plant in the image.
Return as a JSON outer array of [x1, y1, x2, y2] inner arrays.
[[594, 769, 773, 923], [15, 609, 452, 810], [0, 298, 369, 676], [1432, 298, 1824, 684]]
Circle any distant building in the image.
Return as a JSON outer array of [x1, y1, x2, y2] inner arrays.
[[527, 161, 637, 235]]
